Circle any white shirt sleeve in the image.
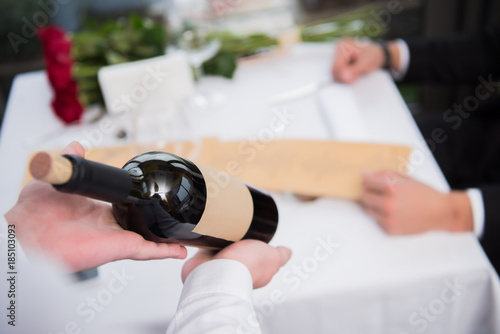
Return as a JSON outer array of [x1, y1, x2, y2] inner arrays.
[[390, 39, 410, 81], [466, 188, 485, 238], [166, 259, 261, 334]]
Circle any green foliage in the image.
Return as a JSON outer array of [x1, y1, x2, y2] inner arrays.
[[72, 14, 166, 64], [203, 32, 278, 79], [203, 50, 238, 79], [215, 32, 278, 57], [71, 14, 278, 104], [71, 14, 166, 106], [300, 4, 386, 42]]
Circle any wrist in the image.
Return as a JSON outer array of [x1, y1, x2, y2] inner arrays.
[[386, 41, 401, 71], [376, 40, 400, 71], [446, 191, 473, 232], [181, 259, 253, 301], [376, 40, 391, 69]]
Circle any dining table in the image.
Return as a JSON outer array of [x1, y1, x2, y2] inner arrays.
[[0, 42, 499, 334]]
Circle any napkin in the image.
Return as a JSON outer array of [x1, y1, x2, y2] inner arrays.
[[98, 52, 194, 115]]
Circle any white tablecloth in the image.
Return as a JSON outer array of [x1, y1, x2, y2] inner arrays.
[[0, 43, 499, 334]]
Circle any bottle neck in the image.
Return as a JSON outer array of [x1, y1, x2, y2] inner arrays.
[[54, 155, 133, 203]]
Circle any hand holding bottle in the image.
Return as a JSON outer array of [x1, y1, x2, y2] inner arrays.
[[27, 142, 278, 249], [5, 142, 187, 272], [181, 240, 292, 289]]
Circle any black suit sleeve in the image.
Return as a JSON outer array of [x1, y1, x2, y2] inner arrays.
[[405, 28, 500, 271], [403, 27, 500, 84], [479, 185, 500, 269]]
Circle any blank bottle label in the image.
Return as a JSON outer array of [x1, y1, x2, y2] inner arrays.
[[193, 165, 254, 241]]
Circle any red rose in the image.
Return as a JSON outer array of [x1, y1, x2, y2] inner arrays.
[[38, 26, 83, 124], [51, 89, 84, 124]]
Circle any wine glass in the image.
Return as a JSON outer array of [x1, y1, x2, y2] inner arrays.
[[165, 0, 223, 109], [178, 21, 221, 81]]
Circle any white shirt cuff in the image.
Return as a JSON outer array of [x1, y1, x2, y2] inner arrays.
[[390, 39, 410, 81], [167, 259, 259, 334], [178, 259, 253, 308], [466, 188, 485, 238]]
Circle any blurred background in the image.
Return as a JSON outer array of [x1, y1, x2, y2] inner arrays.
[[1, 0, 499, 130]]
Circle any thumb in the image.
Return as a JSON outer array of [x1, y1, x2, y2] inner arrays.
[[61, 141, 85, 157], [342, 48, 383, 83], [341, 60, 367, 83], [340, 69, 356, 84], [276, 246, 292, 266]]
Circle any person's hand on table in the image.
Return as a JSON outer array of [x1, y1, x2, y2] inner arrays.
[[359, 170, 474, 235], [332, 38, 401, 84], [4, 141, 187, 272], [182, 239, 292, 288]]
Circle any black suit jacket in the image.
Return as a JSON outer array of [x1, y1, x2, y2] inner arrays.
[[402, 27, 500, 269], [404, 27, 500, 84]]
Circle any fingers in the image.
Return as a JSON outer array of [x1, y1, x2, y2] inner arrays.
[[334, 57, 362, 84], [332, 46, 348, 80], [363, 206, 387, 225], [360, 189, 394, 233], [360, 170, 400, 216], [344, 55, 370, 82], [363, 206, 397, 235], [360, 170, 410, 235], [276, 246, 292, 266], [362, 170, 407, 194], [359, 190, 387, 214], [333, 38, 373, 83], [333, 39, 388, 84], [132, 241, 187, 261], [362, 171, 390, 194], [332, 39, 358, 83], [359, 187, 389, 225], [61, 141, 85, 157], [337, 68, 356, 84]]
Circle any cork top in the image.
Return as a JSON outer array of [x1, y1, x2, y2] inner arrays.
[[29, 152, 73, 185]]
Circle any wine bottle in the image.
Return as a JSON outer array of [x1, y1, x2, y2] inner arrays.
[[29, 151, 278, 248]]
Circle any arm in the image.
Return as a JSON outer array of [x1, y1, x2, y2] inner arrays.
[[332, 38, 400, 83], [332, 27, 500, 84], [359, 171, 473, 235], [167, 240, 292, 334], [4, 142, 187, 272], [332, 38, 403, 84], [477, 185, 500, 268], [166, 260, 259, 334]]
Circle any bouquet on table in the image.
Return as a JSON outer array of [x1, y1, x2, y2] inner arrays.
[[37, 14, 278, 125], [37, 15, 166, 124], [37, 5, 382, 125]]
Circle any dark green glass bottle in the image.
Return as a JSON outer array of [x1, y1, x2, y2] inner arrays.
[[51, 151, 279, 248]]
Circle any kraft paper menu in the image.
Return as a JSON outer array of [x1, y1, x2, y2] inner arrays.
[[26, 138, 411, 200]]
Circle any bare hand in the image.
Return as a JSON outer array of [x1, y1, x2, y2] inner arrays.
[[5, 142, 187, 272], [359, 171, 473, 235], [182, 240, 292, 289], [332, 38, 399, 84]]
